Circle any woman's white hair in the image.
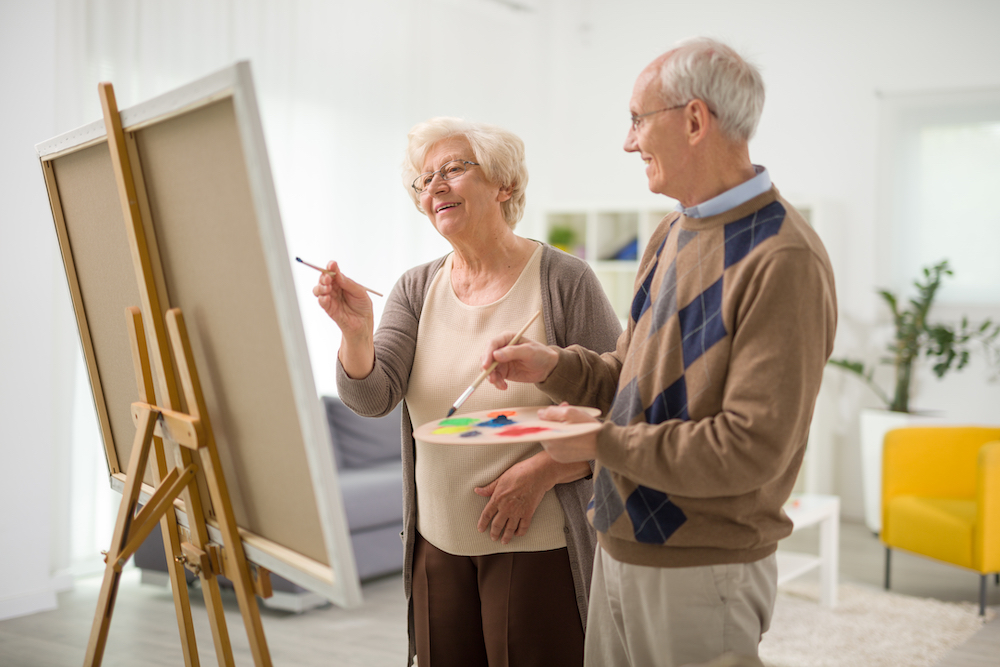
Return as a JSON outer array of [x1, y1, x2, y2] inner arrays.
[[657, 37, 765, 142], [402, 117, 528, 229]]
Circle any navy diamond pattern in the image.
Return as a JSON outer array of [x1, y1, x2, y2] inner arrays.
[[631, 265, 656, 323], [626, 485, 687, 544], [645, 376, 689, 423], [724, 201, 785, 268], [677, 277, 727, 369], [590, 467, 626, 532], [630, 236, 670, 323], [601, 203, 787, 546]]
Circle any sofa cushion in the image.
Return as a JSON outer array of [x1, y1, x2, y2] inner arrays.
[[323, 396, 402, 469], [339, 460, 404, 531], [885, 496, 975, 569]]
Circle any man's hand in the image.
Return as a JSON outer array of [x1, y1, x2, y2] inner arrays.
[[536, 404, 600, 463], [482, 334, 559, 390]]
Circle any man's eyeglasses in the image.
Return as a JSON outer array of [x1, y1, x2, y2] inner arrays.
[[412, 159, 480, 194], [630, 101, 717, 131]]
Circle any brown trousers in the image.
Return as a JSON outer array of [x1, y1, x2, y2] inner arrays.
[[413, 533, 585, 667]]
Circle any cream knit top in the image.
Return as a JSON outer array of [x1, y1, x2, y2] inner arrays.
[[407, 244, 567, 556]]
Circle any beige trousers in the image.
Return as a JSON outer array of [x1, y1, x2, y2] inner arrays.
[[584, 547, 777, 667]]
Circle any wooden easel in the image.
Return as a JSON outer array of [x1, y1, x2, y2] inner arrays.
[[84, 82, 274, 667]]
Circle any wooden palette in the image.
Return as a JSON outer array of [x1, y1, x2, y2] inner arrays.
[[414, 406, 603, 445]]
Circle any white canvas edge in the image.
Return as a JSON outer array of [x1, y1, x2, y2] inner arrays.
[[35, 65, 240, 157], [51, 61, 362, 607], [227, 62, 362, 608]]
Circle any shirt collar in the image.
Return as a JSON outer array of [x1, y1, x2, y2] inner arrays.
[[676, 165, 770, 219]]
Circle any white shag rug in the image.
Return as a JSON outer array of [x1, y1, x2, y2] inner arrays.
[[758, 582, 995, 667]]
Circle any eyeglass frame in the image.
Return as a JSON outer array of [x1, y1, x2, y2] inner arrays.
[[630, 100, 717, 131], [411, 159, 481, 194]]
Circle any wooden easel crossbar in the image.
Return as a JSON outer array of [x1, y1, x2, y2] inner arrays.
[[83, 82, 274, 667]]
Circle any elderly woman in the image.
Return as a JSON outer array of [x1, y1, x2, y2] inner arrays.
[[312, 117, 620, 667]]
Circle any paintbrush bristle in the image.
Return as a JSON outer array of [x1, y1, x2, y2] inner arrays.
[[446, 406, 456, 418]]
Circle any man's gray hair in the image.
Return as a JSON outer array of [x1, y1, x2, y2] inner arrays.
[[403, 117, 528, 229], [657, 37, 765, 142]]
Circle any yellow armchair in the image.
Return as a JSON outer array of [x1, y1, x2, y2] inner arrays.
[[881, 426, 1000, 615]]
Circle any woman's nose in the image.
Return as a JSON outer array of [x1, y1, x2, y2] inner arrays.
[[431, 174, 449, 193]]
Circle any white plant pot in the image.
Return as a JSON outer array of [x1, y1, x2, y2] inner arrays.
[[859, 408, 937, 533]]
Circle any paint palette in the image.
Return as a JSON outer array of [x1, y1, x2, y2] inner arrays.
[[414, 405, 603, 445]]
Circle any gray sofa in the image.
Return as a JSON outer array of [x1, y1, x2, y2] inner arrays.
[[134, 395, 404, 611]]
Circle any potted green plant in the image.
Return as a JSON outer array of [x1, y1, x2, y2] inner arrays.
[[547, 225, 579, 255], [829, 260, 1000, 532]]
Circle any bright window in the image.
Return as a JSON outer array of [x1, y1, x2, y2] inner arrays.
[[882, 90, 1000, 303]]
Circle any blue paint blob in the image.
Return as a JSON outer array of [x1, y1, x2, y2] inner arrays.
[[477, 415, 516, 428], [460, 430, 482, 438]]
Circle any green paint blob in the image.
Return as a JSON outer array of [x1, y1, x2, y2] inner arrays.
[[439, 417, 479, 426]]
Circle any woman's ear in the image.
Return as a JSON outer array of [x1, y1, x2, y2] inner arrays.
[[497, 184, 514, 203]]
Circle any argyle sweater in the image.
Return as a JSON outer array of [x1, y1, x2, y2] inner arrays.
[[539, 187, 837, 568]]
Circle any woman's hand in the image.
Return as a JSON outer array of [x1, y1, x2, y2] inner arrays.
[[312, 261, 373, 334], [474, 450, 591, 544], [474, 457, 550, 544], [312, 261, 375, 378]]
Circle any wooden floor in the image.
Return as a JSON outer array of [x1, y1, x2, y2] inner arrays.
[[0, 519, 996, 666]]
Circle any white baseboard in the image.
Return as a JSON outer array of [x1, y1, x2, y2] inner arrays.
[[0, 589, 58, 621], [261, 590, 329, 614], [49, 569, 75, 593], [140, 569, 172, 587]]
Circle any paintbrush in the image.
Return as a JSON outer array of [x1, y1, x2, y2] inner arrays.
[[296, 257, 383, 297], [446, 310, 542, 418]]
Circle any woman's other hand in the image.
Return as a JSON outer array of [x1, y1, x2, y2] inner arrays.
[[474, 450, 591, 544], [312, 260, 375, 378], [312, 261, 373, 334], [474, 457, 550, 545]]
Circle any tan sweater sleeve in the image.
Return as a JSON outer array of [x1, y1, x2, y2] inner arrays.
[[594, 247, 836, 498], [537, 222, 671, 416]]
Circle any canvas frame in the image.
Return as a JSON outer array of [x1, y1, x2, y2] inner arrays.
[[36, 62, 361, 607]]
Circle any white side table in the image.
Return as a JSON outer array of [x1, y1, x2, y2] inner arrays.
[[777, 493, 839, 607]]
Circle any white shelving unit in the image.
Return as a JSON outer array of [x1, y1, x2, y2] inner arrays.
[[544, 206, 672, 321], [777, 493, 840, 608]]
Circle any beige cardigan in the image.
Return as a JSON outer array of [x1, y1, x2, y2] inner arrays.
[[336, 243, 622, 665]]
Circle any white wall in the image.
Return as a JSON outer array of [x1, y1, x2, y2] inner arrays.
[[535, 0, 1000, 518], [0, 0, 69, 619], [3, 0, 1000, 620]]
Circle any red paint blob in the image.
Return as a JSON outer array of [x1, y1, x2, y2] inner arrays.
[[498, 426, 549, 437]]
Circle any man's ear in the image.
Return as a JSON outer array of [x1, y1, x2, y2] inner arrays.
[[686, 99, 712, 146]]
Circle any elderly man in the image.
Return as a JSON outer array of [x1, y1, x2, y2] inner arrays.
[[483, 37, 837, 666]]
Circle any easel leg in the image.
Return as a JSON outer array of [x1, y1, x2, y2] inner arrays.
[[157, 484, 201, 667], [127, 306, 201, 667], [128, 304, 236, 666], [168, 309, 271, 666], [84, 409, 157, 666]]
